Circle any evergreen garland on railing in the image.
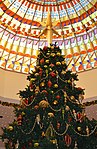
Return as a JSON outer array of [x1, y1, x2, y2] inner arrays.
[[0, 99, 97, 108]]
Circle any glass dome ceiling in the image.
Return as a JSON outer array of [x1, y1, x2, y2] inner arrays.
[[0, 0, 97, 74]]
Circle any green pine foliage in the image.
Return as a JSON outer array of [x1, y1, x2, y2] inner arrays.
[[1, 43, 97, 149]]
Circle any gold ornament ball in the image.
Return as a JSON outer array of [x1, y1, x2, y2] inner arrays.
[[35, 86, 39, 91], [35, 73, 39, 77], [48, 112, 54, 117], [22, 112, 25, 116], [8, 126, 13, 131], [56, 62, 61, 65], [49, 68, 52, 71], [39, 100, 49, 108], [51, 46, 54, 49], [71, 96, 75, 100], [68, 80, 71, 83], [13, 121, 18, 125], [79, 94, 84, 100], [40, 82, 45, 87], [50, 139, 57, 144], [95, 131, 97, 136], [51, 53, 55, 57], [64, 92, 67, 97], [61, 70, 66, 75], [62, 61, 65, 65], [44, 65, 47, 68], [34, 105, 39, 110], [54, 84, 58, 88], [34, 143, 39, 147], [53, 100, 58, 105], [33, 69, 36, 72], [46, 53, 50, 56], [30, 78, 36, 82], [77, 127, 81, 131], [65, 106, 70, 111], [56, 52, 61, 56], [81, 95, 84, 100], [37, 66, 40, 69], [35, 90, 39, 93], [45, 60, 49, 63], [51, 90, 54, 94], [42, 132, 45, 137]]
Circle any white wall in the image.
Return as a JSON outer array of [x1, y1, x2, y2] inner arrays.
[[76, 68, 97, 99], [0, 68, 97, 100], [0, 68, 28, 100]]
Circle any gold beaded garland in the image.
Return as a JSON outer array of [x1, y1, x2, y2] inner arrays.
[[64, 92, 67, 97], [71, 96, 75, 100]]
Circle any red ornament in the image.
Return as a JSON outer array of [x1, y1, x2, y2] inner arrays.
[[40, 58, 44, 64], [56, 95, 61, 99], [39, 71, 42, 76], [77, 112, 82, 120], [77, 112, 83, 122], [65, 134, 72, 147], [43, 46, 48, 51], [68, 117, 72, 123], [77, 87, 83, 90], [29, 141, 32, 147], [25, 99, 28, 104], [39, 68, 43, 76], [30, 84, 33, 89], [50, 63, 54, 67], [47, 80, 52, 88], [17, 114, 22, 126], [57, 122, 60, 129], [50, 72, 56, 77], [42, 90, 48, 94], [22, 146, 26, 149], [8, 140, 13, 147], [34, 105, 39, 110], [30, 95, 33, 99]]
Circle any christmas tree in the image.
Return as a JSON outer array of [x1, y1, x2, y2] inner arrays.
[[1, 43, 97, 149]]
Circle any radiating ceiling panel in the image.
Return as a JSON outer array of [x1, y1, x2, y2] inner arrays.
[[0, 0, 97, 73]]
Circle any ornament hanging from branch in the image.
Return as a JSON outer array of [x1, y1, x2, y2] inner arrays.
[[39, 100, 49, 108], [64, 134, 72, 147]]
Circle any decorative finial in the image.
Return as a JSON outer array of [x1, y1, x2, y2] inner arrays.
[[38, 12, 60, 46]]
